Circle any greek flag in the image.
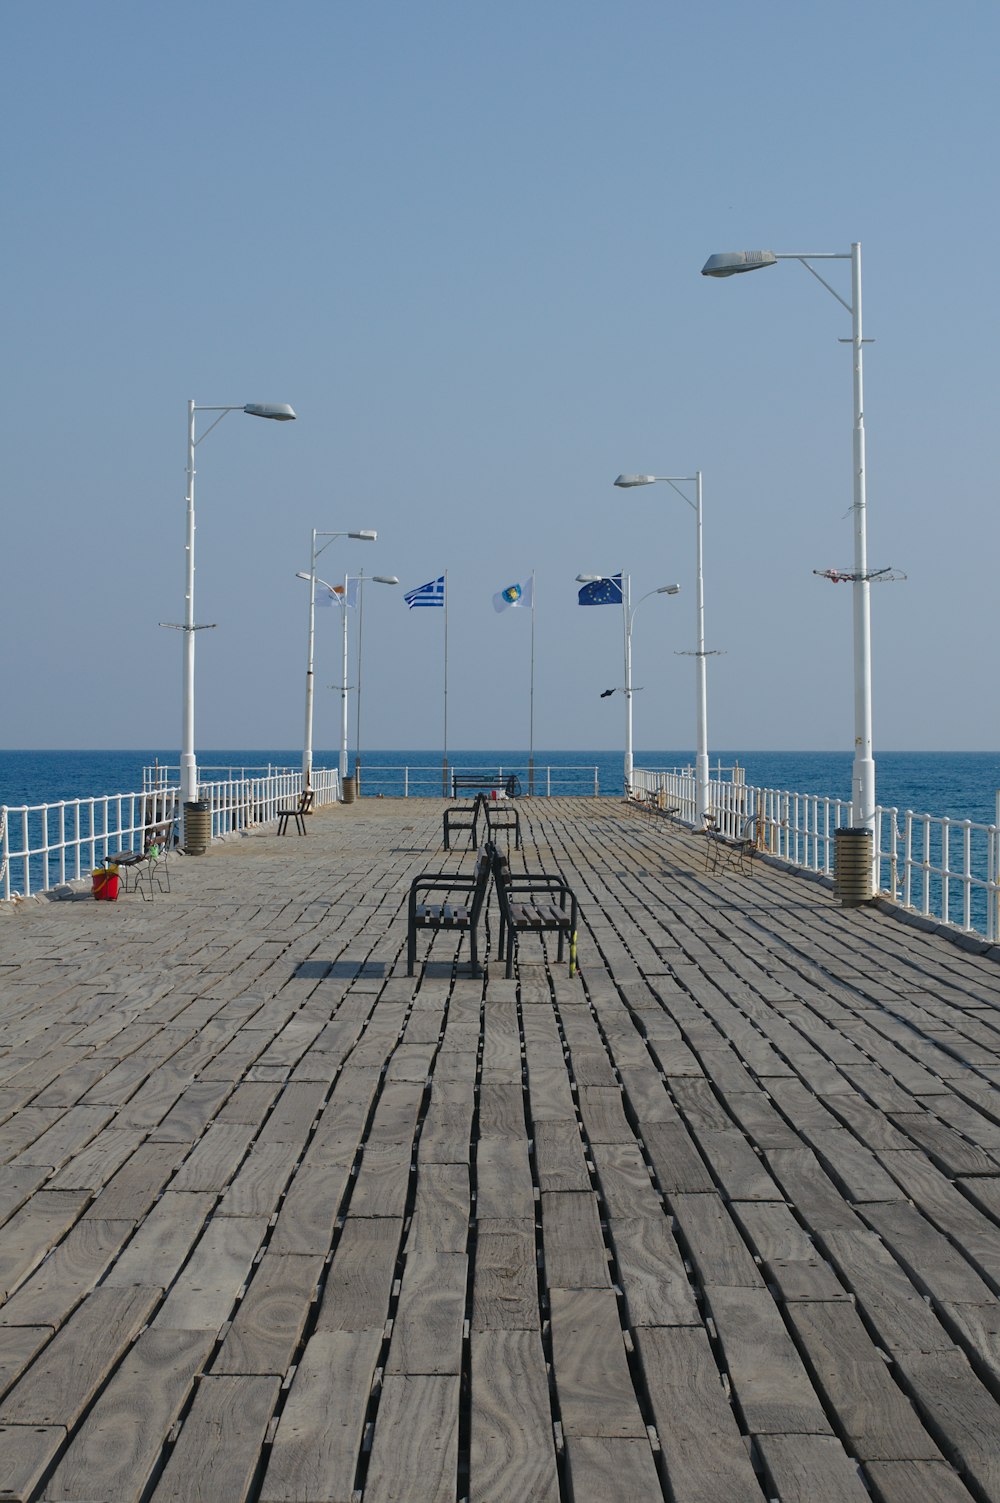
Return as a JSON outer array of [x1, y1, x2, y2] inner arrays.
[[404, 575, 445, 609]]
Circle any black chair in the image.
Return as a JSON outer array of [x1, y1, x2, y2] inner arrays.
[[407, 846, 493, 975], [277, 788, 315, 836]]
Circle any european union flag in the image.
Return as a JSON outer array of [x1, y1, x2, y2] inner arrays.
[[578, 574, 623, 606]]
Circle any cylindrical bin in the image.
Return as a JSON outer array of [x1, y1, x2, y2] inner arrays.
[[92, 866, 119, 901], [834, 826, 874, 907], [342, 776, 356, 805], [184, 800, 212, 855]]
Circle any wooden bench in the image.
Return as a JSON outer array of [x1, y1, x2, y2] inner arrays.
[[490, 844, 578, 979], [277, 788, 315, 836], [704, 813, 758, 876], [407, 846, 493, 975]]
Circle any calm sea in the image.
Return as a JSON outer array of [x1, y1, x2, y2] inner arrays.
[[2, 748, 999, 825]]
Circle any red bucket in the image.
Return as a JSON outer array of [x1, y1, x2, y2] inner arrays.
[[92, 867, 120, 901]]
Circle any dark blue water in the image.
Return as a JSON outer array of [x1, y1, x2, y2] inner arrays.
[[2, 748, 997, 823]]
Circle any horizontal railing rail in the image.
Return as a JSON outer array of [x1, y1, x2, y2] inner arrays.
[[2, 766, 340, 902], [633, 766, 1000, 942], [353, 764, 603, 798]]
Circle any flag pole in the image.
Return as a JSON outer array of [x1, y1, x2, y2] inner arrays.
[[528, 570, 536, 796], [442, 569, 450, 797]]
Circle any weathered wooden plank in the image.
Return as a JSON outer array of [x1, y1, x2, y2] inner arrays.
[[363, 1374, 460, 1503], [151, 1214, 268, 1333], [706, 1285, 834, 1437], [636, 1325, 762, 1502], [533, 1119, 591, 1193], [153, 1373, 281, 1502], [0, 1284, 159, 1427], [541, 1190, 609, 1289], [315, 1216, 403, 1333], [406, 1163, 470, 1252], [563, 1435, 662, 1502], [785, 1299, 944, 1462], [259, 1328, 383, 1503], [469, 1329, 558, 1502], [385, 1250, 467, 1376], [755, 1434, 874, 1501], [43, 1328, 214, 1503], [548, 1287, 647, 1438], [610, 1215, 700, 1327], [471, 1220, 539, 1332], [0, 1190, 90, 1301], [213, 1251, 324, 1375]]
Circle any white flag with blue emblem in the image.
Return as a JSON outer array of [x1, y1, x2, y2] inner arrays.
[[493, 577, 533, 613]]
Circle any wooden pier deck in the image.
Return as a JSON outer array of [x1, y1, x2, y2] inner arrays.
[[3, 796, 1000, 1502]]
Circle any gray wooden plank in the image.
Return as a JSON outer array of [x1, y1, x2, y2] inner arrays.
[[259, 1329, 383, 1503], [469, 1330, 559, 1503], [152, 1373, 281, 1502], [563, 1436, 662, 1503], [363, 1374, 460, 1503], [384, 1250, 467, 1376], [755, 1434, 873, 1502], [315, 1217, 402, 1333], [635, 1325, 762, 1503], [0, 1284, 159, 1427], [43, 1328, 214, 1503], [548, 1287, 646, 1439]]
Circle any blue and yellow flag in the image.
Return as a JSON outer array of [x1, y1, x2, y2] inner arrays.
[[578, 574, 623, 606]]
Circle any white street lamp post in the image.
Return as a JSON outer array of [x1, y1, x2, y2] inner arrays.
[[614, 472, 711, 825], [171, 400, 295, 840], [353, 570, 399, 793], [301, 529, 376, 791], [577, 574, 680, 795], [702, 243, 875, 836], [297, 567, 396, 792]]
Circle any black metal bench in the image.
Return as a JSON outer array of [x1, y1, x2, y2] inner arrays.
[[443, 793, 484, 851], [704, 813, 758, 876], [490, 845, 578, 979], [111, 820, 175, 899], [407, 846, 493, 975], [482, 795, 521, 849], [451, 772, 505, 797]]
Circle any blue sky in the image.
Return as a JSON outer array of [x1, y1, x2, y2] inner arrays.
[[3, 0, 997, 755]]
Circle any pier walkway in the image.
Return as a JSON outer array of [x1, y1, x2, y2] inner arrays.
[[3, 798, 1000, 1502]]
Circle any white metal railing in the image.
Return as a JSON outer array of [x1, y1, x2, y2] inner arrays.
[[632, 766, 1000, 942], [355, 764, 603, 798], [2, 766, 341, 902]]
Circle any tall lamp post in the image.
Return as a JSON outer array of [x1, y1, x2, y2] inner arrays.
[[576, 574, 680, 794], [296, 569, 397, 788], [169, 400, 296, 840], [301, 529, 376, 792], [614, 472, 712, 825], [701, 243, 875, 836]]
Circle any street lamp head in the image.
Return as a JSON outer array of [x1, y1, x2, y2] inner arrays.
[[295, 572, 311, 582], [349, 530, 377, 541], [701, 251, 777, 278], [576, 574, 602, 583], [373, 575, 399, 585], [242, 403, 297, 420], [658, 584, 681, 595], [614, 475, 657, 488]]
